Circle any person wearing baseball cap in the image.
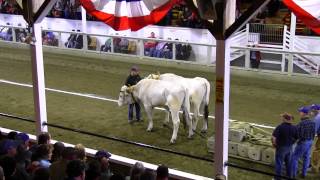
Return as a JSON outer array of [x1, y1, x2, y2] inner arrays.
[[95, 150, 113, 179], [291, 106, 316, 178], [310, 104, 320, 173], [272, 112, 297, 179], [124, 66, 142, 123]]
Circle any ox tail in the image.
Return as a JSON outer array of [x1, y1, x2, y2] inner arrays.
[[202, 79, 210, 126], [182, 88, 191, 129]]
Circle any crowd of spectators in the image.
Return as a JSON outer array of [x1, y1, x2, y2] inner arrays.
[[0, 131, 170, 180], [48, 0, 82, 19], [0, 0, 20, 15]]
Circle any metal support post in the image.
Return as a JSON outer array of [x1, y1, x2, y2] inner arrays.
[[12, 27, 16, 42], [31, 22, 48, 134], [281, 26, 287, 73], [245, 24, 250, 69], [172, 43, 176, 60], [214, 39, 231, 177], [288, 13, 296, 75], [81, 7, 88, 50]]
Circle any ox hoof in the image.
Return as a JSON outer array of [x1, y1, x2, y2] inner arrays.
[[201, 129, 207, 134], [146, 128, 153, 132], [188, 134, 194, 139], [170, 139, 176, 144]]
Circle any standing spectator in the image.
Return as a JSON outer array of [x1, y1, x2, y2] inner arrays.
[[30, 132, 51, 160], [66, 160, 86, 180], [144, 32, 157, 56], [95, 150, 113, 180], [33, 144, 53, 168], [75, 144, 86, 162], [51, 142, 65, 163], [271, 113, 297, 179], [85, 160, 101, 180], [291, 106, 316, 178], [250, 44, 261, 69], [50, 147, 77, 180], [0, 156, 16, 180], [310, 104, 320, 172], [127, 162, 145, 180], [156, 165, 169, 180], [125, 66, 142, 123]]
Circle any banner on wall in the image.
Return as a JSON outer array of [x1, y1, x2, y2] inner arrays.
[[283, 0, 320, 34], [80, 0, 177, 31]]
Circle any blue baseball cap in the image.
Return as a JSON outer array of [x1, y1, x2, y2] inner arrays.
[[310, 104, 320, 111], [298, 106, 310, 114], [95, 150, 111, 159], [2, 140, 19, 153], [17, 133, 29, 143]]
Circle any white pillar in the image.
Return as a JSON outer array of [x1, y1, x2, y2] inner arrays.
[[281, 26, 288, 73], [31, 22, 48, 135], [288, 13, 296, 75], [245, 24, 250, 69], [214, 39, 231, 177], [81, 7, 88, 50]]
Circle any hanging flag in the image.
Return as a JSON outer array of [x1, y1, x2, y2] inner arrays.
[[80, 0, 177, 31], [283, 0, 320, 34]]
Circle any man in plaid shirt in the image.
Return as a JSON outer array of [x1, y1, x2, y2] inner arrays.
[[291, 106, 316, 178]]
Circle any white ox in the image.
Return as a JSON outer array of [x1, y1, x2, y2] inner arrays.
[[147, 73, 210, 133], [118, 79, 193, 143]]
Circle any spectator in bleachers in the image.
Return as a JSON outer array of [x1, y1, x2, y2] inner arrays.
[[51, 142, 65, 163], [15, 29, 28, 43], [100, 38, 112, 52], [291, 106, 316, 178], [66, 159, 86, 180], [127, 162, 145, 180], [272, 113, 297, 180], [7, 131, 17, 140], [113, 36, 122, 53], [119, 38, 129, 54], [140, 170, 155, 180], [94, 150, 113, 180], [0, 27, 12, 41], [162, 39, 173, 59], [144, 32, 157, 56], [156, 165, 168, 180], [65, 31, 83, 49], [1, 140, 18, 157], [150, 40, 167, 58], [249, 44, 261, 69], [0, 156, 16, 180], [75, 144, 86, 162], [33, 167, 50, 180], [32, 144, 52, 168], [70, 0, 82, 20], [0, 0, 19, 14], [85, 160, 101, 180], [50, 147, 77, 180]]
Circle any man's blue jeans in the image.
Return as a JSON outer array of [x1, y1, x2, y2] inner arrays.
[[275, 146, 293, 179], [291, 140, 313, 177], [128, 103, 141, 121]]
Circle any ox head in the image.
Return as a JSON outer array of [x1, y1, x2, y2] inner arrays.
[[118, 85, 134, 106]]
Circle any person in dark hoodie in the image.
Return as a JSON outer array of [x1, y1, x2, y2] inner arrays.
[[125, 66, 142, 123]]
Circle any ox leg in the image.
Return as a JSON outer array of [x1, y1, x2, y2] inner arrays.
[[192, 104, 200, 132], [163, 107, 170, 126], [145, 106, 154, 132], [170, 110, 180, 144], [201, 104, 209, 133]]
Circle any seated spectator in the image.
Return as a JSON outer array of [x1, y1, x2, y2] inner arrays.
[[95, 150, 113, 180], [156, 165, 169, 180], [176, 42, 192, 60], [32, 144, 52, 168], [15, 29, 28, 43], [0, 27, 12, 41], [51, 142, 65, 163], [119, 38, 129, 53], [66, 159, 86, 180], [65, 32, 83, 49], [33, 167, 50, 180], [43, 32, 58, 46], [75, 144, 86, 162], [50, 147, 77, 180], [127, 162, 145, 180], [144, 32, 157, 56], [150, 40, 167, 58], [113, 36, 121, 53], [100, 38, 112, 52], [162, 41, 173, 59], [70, 0, 82, 20], [0, 0, 19, 14], [127, 41, 137, 54]]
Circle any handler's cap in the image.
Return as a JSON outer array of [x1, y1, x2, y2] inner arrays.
[[310, 104, 320, 110], [131, 65, 139, 72], [95, 150, 111, 159], [280, 112, 293, 121], [298, 106, 310, 114]]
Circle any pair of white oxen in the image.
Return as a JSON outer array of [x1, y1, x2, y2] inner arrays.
[[118, 73, 210, 143]]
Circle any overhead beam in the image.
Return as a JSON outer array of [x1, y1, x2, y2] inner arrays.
[[225, 0, 271, 39], [33, 0, 56, 23]]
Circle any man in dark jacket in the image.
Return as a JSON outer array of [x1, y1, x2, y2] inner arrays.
[[125, 66, 142, 123], [272, 113, 297, 179]]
